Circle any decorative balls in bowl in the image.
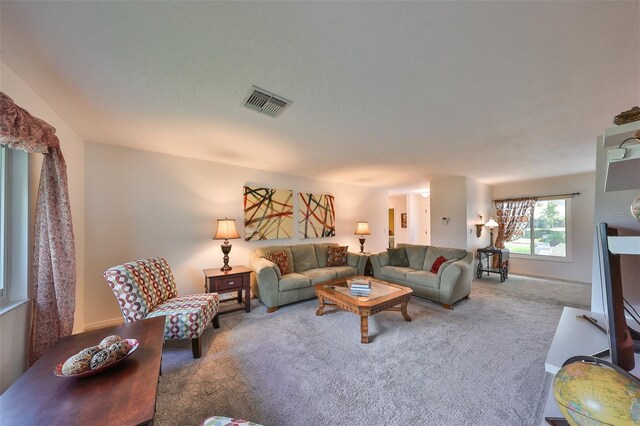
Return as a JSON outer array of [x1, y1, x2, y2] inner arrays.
[[55, 335, 139, 378]]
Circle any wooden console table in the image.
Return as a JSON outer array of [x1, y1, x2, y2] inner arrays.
[[0, 316, 165, 426]]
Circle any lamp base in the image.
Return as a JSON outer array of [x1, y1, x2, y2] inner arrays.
[[359, 237, 366, 254], [220, 241, 233, 271]]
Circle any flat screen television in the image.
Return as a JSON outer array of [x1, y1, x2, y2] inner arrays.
[[596, 222, 637, 371]]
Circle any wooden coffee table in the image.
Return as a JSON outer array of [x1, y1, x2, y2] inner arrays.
[[315, 276, 413, 343]]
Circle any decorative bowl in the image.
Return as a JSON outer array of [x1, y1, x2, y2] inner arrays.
[[54, 338, 139, 378]]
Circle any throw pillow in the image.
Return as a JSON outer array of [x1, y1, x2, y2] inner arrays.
[[326, 246, 349, 267], [430, 255, 448, 274], [387, 247, 410, 267], [265, 251, 291, 275]]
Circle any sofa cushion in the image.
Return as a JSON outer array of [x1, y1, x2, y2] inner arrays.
[[430, 256, 448, 274], [325, 266, 359, 279], [265, 250, 291, 276], [278, 273, 312, 291], [290, 244, 320, 273], [405, 271, 441, 289], [380, 266, 414, 281], [314, 243, 339, 267], [397, 244, 428, 270], [327, 246, 349, 266], [301, 268, 338, 285], [388, 247, 410, 267], [423, 246, 467, 271], [256, 246, 295, 276]]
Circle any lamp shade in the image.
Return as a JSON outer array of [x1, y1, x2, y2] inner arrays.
[[213, 218, 241, 240], [354, 221, 371, 236], [484, 218, 499, 228]]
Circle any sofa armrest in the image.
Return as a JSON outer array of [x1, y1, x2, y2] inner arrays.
[[250, 253, 280, 308], [347, 252, 367, 275], [368, 251, 389, 278], [438, 253, 473, 304]]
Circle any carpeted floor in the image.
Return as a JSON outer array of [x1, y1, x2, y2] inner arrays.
[[155, 275, 590, 426]]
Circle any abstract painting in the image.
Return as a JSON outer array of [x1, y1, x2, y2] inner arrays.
[[299, 193, 336, 238], [243, 186, 294, 241]]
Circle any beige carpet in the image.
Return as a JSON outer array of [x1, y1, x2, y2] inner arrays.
[[155, 275, 590, 426]]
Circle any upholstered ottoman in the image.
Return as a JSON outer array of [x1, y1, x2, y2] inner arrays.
[[200, 416, 263, 426]]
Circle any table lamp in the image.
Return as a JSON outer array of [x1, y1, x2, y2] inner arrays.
[[354, 221, 371, 254], [213, 218, 241, 271], [484, 218, 499, 248]]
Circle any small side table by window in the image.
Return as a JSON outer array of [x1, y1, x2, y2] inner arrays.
[[476, 248, 509, 282], [203, 265, 252, 314]]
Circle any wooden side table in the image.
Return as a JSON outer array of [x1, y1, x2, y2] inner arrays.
[[203, 265, 252, 314], [364, 256, 374, 277]]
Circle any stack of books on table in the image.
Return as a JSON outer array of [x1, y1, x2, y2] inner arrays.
[[348, 278, 371, 296]]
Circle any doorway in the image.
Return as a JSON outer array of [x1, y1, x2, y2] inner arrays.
[[388, 208, 395, 248]]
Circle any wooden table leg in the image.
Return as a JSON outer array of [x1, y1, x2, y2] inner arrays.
[[401, 299, 412, 322], [237, 290, 243, 304], [244, 288, 250, 313], [360, 315, 369, 344], [316, 297, 325, 316]]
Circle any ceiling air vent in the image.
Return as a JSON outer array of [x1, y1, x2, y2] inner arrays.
[[244, 86, 290, 118]]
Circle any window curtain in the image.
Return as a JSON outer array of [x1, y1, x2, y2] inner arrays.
[[0, 92, 76, 365], [494, 197, 537, 249]]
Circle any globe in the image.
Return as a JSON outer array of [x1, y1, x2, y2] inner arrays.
[[553, 359, 640, 425]]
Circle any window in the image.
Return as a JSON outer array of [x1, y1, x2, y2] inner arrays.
[[504, 198, 569, 258], [0, 146, 29, 307], [0, 146, 6, 297]]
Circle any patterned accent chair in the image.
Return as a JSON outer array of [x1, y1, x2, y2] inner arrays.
[[103, 257, 220, 358]]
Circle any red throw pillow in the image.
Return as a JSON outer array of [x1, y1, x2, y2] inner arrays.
[[327, 246, 349, 267], [265, 250, 291, 275], [430, 256, 447, 274]]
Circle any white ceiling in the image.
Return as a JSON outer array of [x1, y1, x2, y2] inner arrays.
[[1, 1, 639, 192]]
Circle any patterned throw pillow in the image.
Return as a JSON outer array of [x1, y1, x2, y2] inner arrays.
[[430, 255, 448, 274], [388, 247, 410, 267], [265, 251, 291, 275], [326, 246, 348, 267]]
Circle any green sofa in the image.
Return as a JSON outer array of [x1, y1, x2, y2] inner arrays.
[[250, 243, 367, 312], [368, 243, 473, 309]]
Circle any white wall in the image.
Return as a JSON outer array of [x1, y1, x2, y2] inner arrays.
[[389, 195, 408, 245], [492, 172, 596, 284], [0, 60, 86, 392], [408, 193, 430, 245], [430, 176, 471, 249], [591, 124, 640, 314], [84, 142, 389, 328], [466, 178, 493, 253]]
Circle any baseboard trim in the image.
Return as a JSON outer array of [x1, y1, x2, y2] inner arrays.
[[82, 317, 124, 332], [506, 272, 590, 286]]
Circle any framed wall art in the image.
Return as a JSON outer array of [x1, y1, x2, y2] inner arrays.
[[243, 186, 294, 241], [299, 193, 335, 238]]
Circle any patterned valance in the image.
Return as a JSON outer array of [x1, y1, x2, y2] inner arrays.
[[0, 92, 59, 153]]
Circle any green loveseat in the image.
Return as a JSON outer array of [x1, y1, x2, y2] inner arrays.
[[250, 243, 367, 312], [368, 243, 473, 309]]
